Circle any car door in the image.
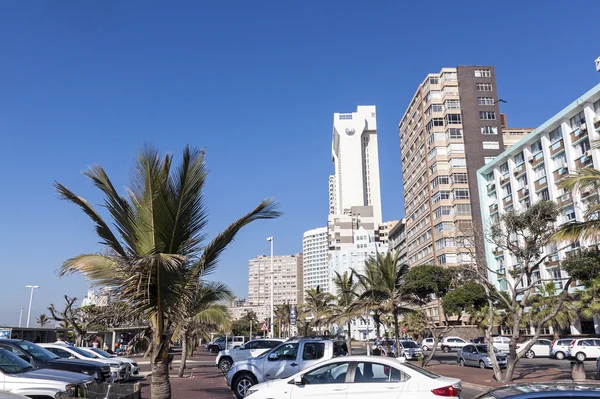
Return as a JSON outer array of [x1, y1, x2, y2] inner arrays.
[[592, 340, 600, 358], [536, 340, 551, 356], [298, 342, 326, 370], [345, 361, 408, 399], [289, 361, 350, 399], [462, 346, 474, 366], [264, 343, 299, 380]]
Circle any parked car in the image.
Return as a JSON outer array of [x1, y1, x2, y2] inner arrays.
[[0, 348, 95, 398], [474, 382, 600, 398], [516, 339, 552, 359], [457, 344, 507, 369], [0, 393, 28, 399], [549, 339, 574, 360], [470, 336, 510, 352], [226, 338, 348, 399], [568, 338, 600, 361], [80, 347, 140, 376], [440, 337, 469, 353], [421, 338, 436, 351], [596, 357, 599, 379], [216, 339, 285, 373], [245, 356, 462, 399], [0, 339, 110, 383], [208, 336, 246, 353], [39, 343, 128, 382], [397, 340, 423, 360]]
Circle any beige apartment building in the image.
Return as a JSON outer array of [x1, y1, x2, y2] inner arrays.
[[500, 114, 534, 149], [247, 254, 303, 314], [398, 66, 508, 268]]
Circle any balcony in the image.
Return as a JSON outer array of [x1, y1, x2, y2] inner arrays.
[[492, 247, 504, 257], [557, 192, 573, 207], [549, 139, 564, 156], [529, 151, 545, 167], [545, 253, 559, 267], [575, 153, 593, 169], [487, 182, 496, 194], [503, 195, 513, 207], [513, 164, 526, 178], [489, 203, 498, 214], [517, 187, 530, 200], [534, 176, 547, 192], [553, 167, 569, 182], [497, 268, 506, 277], [500, 173, 510, 186], [570, 124, 589, 144]]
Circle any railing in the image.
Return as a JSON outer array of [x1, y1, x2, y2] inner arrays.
[[534, 176, 547, 191], [550, 139, 564, 155]]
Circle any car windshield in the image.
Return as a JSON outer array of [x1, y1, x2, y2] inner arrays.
[[475, 345, 499, 354], [18, 341, 59, 361], [401, 362, 440, 379], [0, 349, 34, 374], [68, 346, 96, 358], [401, 341, 418, 348], [90, 348, 113, 358]]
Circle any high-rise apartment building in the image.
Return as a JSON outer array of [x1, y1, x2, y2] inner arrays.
[[478, 83, 600, 335], [388, 219, 407, 264], [247, 254, 303, 310], [375, 220, 400, 244], [302, 227, 329, 293], [329, 105, 382, 223], [398, 66, 506, 267], [500, 114, 534, 149]]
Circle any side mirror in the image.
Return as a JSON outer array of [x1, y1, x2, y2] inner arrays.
[[268, 353, 279, 361], [293, 375, 304, 385]]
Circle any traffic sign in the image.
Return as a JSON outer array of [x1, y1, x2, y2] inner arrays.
[[260, 321, 269, 332]]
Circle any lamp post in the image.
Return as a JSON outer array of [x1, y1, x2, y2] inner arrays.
[[267, 237, 274, 339], [18, 307, 23, 328], [25, 285, 40, 328]]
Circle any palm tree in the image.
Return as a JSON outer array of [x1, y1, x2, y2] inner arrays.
[[400, 310, 426, 341], [303, 287, 335, 335], [175, 281, 231, 377], [524, 282, 577, 340], [37, 314, 49, 327], [55, 146, 280, 399], [572, 276, 600, 321], [353, 251, 411, 354], [553, 167, 600, 242], [328, 271, 360, 355], [274, 303, 291, 338]]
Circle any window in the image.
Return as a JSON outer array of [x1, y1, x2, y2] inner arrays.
[[445, 113, 462, 125], [446, 128, 463, 139], [454, 204, 471, 215], [451, 158, 466, 168], [303, 362, 349, 384], [445, 99, 460, 109], [484, 156, 495, 164], [425, 104, 443, 116], [474, 69, 492, 77], [539, 189, 550, 201], [517, 175, 528, 189], [594, 99, 600, 114], [531, 140, 542, 154], [502, 184, 512, 197], [549, 127, 562, 143], [426, 118, 444, 132], [302, 342, 325, 360], [500, 162, 509, 174], [436, 238, 455, 250], [476, 83, 493, 91], [478, 97, 495, 105], [576, 139, 591, 157], [483, 141, 500, 149], [479, 111, 496, 120], [515, 152, 525, 165], [353, 362, 408, 383], [481, 126, 498, 135], [434, 206, 452, 219], [563, 206, 576, 222], [452, 173, 468, 184], [553, 153, 567, 170], [269, 343, 298, 360], [432, 191, 451, 203], [453, 189, 470, 199], [47, 348, 73, 359], [534, 166, 546, 180], [431, 175, 450, 188], [570, 111, 586, 128], [435, 222, 454, 233]]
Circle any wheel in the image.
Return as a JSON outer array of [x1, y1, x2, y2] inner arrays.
[[210, 345, 219, 354], [525, 350, 535, 359], [234, 374, 257, 399], [422, 345, 429, 351], [459, 358, 465, 367], [442, 346, 450, 353], [479, 360, 486, 369], [218, 357, 233, 373], [555, 351, 565, 360], [576, 352, 586, 362]]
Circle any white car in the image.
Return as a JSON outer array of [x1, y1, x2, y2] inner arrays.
[[246, 355, 461, 399], [568, 339, 600, 361], [39, 343, 129, 382], [421, 338, 436, 351], [80, 347, 140, 376], [439, 337, 469, 353], [516, 339, 552, 359], [216, 339, 285, 373]]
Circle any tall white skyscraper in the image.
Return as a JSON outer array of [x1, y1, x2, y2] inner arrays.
[[302, 227, 329, 294], [330, 105, 382, 223]]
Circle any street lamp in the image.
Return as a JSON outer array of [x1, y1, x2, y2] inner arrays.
[[25, 285, 40, 328], [267, 237, 274, 339], [18, 307, 23, 328]]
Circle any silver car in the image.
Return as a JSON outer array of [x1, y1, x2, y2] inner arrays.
[[457, 344, 507, 369], [397, 340, 422, 360], [550, 339, 574, 360]]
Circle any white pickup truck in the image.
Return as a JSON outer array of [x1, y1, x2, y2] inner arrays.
[[216, 339, 285, 373]]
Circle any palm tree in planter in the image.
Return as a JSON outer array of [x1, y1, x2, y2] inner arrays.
[[55, 146, 280, 399]]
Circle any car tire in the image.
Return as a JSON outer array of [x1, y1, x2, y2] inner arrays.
[[422, 345, 429, 351], [442, 346, 450, 353], [576, 352, 586, 362], [525, 350, 535, 359], [210, 345, 219, 354], [234, 373, 257, 399], [459, 358, 465, 367], [479, 361, 486, 369], [218, 357, 233, 373], [555, 351, 565, 360]]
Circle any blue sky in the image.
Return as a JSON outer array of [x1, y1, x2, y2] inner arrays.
[[1, 1, 599, 325]]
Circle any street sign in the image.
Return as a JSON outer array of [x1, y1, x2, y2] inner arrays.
[[290, 305, 297, 326], [260, 321, 269, 332]]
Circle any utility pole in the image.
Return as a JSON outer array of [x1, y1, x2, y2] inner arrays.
[[18, 307, 23, 328], [267, 237, 274, 339]]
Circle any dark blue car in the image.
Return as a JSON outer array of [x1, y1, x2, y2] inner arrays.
[[475, 383, 600, 398]]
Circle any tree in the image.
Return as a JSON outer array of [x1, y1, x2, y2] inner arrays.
[[400, 310, 426, 341], [354, 251, 411, 356], [54, 146, 280, 399], [231, 310, 259, 337], [327, 271, 360, 355], [37, 314, 49, 328], [303, 287, 335, 334], [572, 275, 600, 321], [523, 282, 577, 340], [48, 296, 106, 346], [400, 264, 454, 366]]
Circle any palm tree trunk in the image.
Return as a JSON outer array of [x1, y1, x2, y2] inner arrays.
[[151, 315, 171, 399], [178, 328, 188, 378], [393, 312, 400, 358], [346, 320, 353, 356]]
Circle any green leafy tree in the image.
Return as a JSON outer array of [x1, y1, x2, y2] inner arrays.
[[54, 146, 280, 399], [400, 310, 426, 341]]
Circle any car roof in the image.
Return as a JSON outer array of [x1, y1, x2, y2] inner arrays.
[[482, 383, 600, 398]]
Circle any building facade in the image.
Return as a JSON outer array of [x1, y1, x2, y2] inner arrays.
[[477, 83, 600, 335], [330, 106, 382, 223], [302, 227, 329, 294], [375, 220, 400, 244], [327, 205, 379, 251], [388, 218, 407, 264], [81, 287, 114, 307], [398, 66, 507, 268], [247, 254, 303, 314], [501, 114, 534, 149]]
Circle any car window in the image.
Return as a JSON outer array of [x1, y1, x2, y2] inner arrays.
[[593, 340, 600, 346], [353, 362, 409, 383], [266, 341, 283, 348], [47, 348, 73, 358], [0, 345, 29, 362], [462, 346, 473, 353], [333, 342, 348, 357], [302, 343, 325, 360], [401, 341, 418, 348], [457, 338, 466, 343], [243, 341, 258, 350], [580, 340, 592, 347], [537, 340, 551, 345], [16, 342, 59, 361], [303, 362, 349, 384], [270, 343, 298, 360]]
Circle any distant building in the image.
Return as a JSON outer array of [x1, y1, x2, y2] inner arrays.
[[375, 220, 399, 245], [81, 287, 114, 307], [327, 205, 379, 251], [247, 254, 303, 312], [500, 114, 534, 149], [302, 227, 329, 294], [388, 219, 407, 264], [227, 299, 267, 322]]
